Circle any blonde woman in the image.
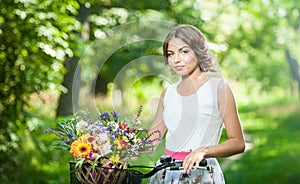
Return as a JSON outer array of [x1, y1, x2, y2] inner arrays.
[[148, 25, 245, 184]]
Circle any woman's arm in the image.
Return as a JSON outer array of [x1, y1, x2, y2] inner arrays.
[[183, 80, 245, 173], [147, 88, 167, 151]]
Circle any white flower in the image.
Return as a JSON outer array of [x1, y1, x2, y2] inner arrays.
[[101, 142, 112, 155], [76, 120, 88, 134], [128, 133, 135, 139], [98, 132, 108, 141]]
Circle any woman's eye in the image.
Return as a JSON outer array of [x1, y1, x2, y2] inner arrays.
[[181, 50, 189, 54], [167, 52, 174, 57]]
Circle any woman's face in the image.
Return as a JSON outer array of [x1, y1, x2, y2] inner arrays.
[[166, 38, 199, 77]]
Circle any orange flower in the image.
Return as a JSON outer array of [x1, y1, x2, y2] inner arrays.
[[70, 138, 92, 158]]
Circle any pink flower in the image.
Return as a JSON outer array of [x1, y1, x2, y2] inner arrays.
[[118, 122, 128, 130], [120, 139, 131, 148]]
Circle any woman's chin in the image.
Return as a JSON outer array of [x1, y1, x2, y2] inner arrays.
[[172, 70, 188, 76]]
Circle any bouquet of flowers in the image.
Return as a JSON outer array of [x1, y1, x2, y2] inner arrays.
[[47, 106, 154, 183]]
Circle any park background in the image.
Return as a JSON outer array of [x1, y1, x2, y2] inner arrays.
[[1, 0, 300, 183]]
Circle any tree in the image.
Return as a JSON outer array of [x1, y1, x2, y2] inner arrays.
[[281, 0, 300, 98], [1, 0, 299, 182], [55, 0, 172, 116], [0, 0, 81, 181], [56, 3, 89, 116], [185, 0, 300, 98]]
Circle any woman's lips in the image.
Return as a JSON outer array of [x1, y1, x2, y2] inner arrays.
[[174, 65, 184, 70]]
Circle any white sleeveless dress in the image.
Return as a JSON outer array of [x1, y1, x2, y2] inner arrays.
[[149, 77, 225, 184]]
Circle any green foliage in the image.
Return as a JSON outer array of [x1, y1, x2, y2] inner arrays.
[[93, 40, 163, 93], [0, 0, 81, 125], [0, 0, 299, 183], [224, 102, 300, 183], [0, 0, 81, 182]]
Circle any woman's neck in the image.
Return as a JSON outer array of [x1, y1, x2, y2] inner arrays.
[[181, 68, 206, 85], [177, 71, 208, 96]]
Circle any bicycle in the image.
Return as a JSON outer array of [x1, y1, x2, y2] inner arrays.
[[70, 156, 209, 184]]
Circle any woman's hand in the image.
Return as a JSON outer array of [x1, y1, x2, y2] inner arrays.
[[182, 147, 208, 174]]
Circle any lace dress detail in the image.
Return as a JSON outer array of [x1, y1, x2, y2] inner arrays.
[[148, 77, 225, 184]]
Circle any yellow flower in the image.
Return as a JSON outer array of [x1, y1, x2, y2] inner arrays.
[[81, 133, 91, 139], [109, 154, 120, 164], [70, 138, 92, 158], [114, 139, 122, 150]]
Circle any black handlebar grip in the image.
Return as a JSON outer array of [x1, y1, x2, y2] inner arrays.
[[199, 159, 207, 167], [159, 156, 172, 164]]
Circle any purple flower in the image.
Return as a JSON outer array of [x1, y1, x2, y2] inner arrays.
[[110, 133, 116, 140], [89, 150, 100, 161], [87, 119, 93, 125], [99, 112, 110, 121], [95, 129, 104, 134], [95, 120, 103, 127], [106, 126, 112, 132], [112, 111, 119, 119], [63, 139, 70, 143], [68, 131, 73, 137]]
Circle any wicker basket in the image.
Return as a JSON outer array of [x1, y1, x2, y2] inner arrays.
[[70, 159, 128, 184]]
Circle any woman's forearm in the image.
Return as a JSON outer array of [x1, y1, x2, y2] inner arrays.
[[204, 137, 245, 158]]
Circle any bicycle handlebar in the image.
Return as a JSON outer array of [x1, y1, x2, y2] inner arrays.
[[128, 156, 208, 178]]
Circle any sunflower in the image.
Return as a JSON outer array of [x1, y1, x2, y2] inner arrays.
[[70, 137, 92, 158]]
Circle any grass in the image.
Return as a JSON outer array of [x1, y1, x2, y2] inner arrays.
[[223, 101, 300, 183], [128, 99, 300, 183], [15, 90, 300, 184], [55, 98, 300, 184], [126, 99, 300, 183]]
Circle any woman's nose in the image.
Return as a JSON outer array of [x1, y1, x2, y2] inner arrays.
[[174, 53, 182, 63]]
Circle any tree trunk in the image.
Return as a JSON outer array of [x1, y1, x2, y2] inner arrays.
[[285, 49, 300, 99], [56, 4, 90, 116], [56, 57, 81, 116]]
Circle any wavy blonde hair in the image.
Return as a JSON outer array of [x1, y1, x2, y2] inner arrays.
[[163, 25, 216, 73]]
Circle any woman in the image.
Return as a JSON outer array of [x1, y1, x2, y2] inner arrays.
[[148, 25, 245, 183]]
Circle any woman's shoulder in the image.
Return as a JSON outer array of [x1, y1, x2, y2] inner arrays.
[[163, 81, 180, 99], [208, 77, 224, 84], [165, 81, 180, 91], [206, 77, 225, 91]]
